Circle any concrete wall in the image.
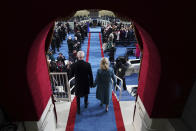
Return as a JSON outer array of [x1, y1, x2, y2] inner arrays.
[[16, 98, 56, 131], [182, 80, 196, 131], [0, 108, 6, 128], [133, 96, 175, 131]]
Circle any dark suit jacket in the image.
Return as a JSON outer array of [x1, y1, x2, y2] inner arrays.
[[71, 60, 93, 97]]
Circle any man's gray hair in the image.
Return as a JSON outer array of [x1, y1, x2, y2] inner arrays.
[[77, 51, 85, 59]]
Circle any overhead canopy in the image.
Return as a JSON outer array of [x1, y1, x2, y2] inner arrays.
[[74, 10, 90, 17], [99, 10, 115, 17]]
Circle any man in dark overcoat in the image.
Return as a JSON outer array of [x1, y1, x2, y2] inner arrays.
[[70, 51, 94, 114], [67, 36, 73, 54]]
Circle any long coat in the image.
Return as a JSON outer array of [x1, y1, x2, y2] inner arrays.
[[95, 68, 116, 105], [71, 60, 93, 97], [67, 39, 73, 52]]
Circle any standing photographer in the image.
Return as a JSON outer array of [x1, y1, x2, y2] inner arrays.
[[114, 57, 128, 90]]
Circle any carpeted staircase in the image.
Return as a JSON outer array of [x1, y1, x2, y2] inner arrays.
[[52, 27, 138, 131]]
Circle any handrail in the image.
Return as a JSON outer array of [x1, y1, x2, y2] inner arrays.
[[68, 77, 75, 91], [51, 75, 58, 85], [67, 75, 123, 101], [112, 75, 123, 101], [68, 77, 75, 101]]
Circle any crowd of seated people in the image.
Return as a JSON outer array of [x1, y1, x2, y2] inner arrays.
[[48, 52, 69, 73], [47, 52, 72, 97]]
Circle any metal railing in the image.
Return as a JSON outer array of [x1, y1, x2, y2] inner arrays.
[[50, 72, 123, 102], [67, 75, 123, 101], [68, 77, 75, 101], [49, 72, 70, 101], [112, 75, 123, 101]]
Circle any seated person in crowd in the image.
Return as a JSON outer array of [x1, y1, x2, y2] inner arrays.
[[48, 51, 55, 61], [49, 61, 57, 72], [57, 53, 66, 65], [56, 60, 66, 72]]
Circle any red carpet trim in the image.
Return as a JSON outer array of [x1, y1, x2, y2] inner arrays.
[[65, 97, 76, 131], [112, 93, 125, 131], [99, 32, 125, 131], [98, 33, 104, 58], [86, 33, 91, 62], [66, 33, 91, 131]]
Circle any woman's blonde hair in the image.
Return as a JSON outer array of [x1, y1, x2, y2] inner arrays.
[[100, 57, 109, 70]]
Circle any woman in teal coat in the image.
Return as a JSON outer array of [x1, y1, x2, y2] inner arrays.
[[94, 57, 116, 112]]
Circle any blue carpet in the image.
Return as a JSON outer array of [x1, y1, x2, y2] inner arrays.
[[51, 32, 139, 101], [113, 78, 136, 101], [99, 33, 138, 101], [114, 89, 136, 101], [50, 29, 138, 130], [125, 73, 138, 85], [115, 47, 127, 60], [103, 42, 136, 60], [74, 32, 118, 131], [51, 29, 137, 129], [114, 45, 136, 60], [114, 73, 138, 101], [89, 27, 101, 33]]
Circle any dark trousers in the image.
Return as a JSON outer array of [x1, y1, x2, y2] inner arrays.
[[117, 77, 127, 90], [76, 95, 88, 111]]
